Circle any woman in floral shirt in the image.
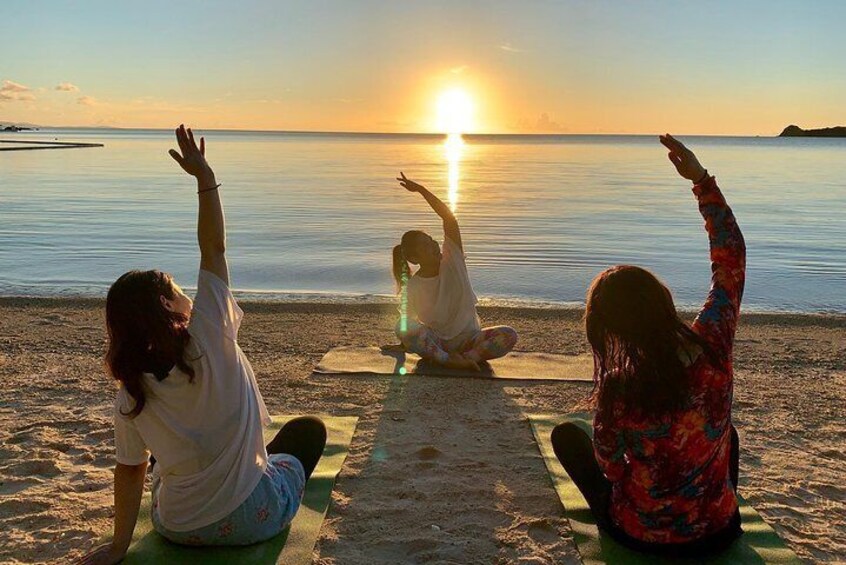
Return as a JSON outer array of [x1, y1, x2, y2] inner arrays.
[[552, 134, 746, 557]]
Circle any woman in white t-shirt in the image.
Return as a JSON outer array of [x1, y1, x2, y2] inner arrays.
[[391, 172, 518, 371], [80, 126, 327, 565]]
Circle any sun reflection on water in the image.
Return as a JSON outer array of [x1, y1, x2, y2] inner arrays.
[[444, 133, 464, 212]]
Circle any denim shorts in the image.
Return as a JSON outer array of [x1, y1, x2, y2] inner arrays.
[[151, 453, 306, 546]]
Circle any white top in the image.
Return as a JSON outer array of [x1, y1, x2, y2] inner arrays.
[[407, 237, 481, 341], [113, 270, 271, 532]]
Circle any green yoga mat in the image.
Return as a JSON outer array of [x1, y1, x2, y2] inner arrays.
[[110, 415, 358, 565], [528, 414, 801, 564]]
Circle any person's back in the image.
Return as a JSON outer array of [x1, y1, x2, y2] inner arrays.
[[391, 173, 517, 371], [81, 125, 327, 564], [114, 270, 270, 531], [553, 134, 746, 557], [595, 346, 738, 543]]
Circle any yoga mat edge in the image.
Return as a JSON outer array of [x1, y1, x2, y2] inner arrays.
[[528, 413, 801, 565], [102, 414, 358, 565]]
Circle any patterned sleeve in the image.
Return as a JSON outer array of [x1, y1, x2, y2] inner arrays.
[[593, 403, 627, 482], [690, 176, 746, 364]]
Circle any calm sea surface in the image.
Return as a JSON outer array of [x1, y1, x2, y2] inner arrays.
[[1, 129, 844, 313]]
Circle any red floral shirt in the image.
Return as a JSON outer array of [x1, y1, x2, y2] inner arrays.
[[593, 176, 746, 544]]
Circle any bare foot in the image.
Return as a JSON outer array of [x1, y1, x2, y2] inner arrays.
[[445, 352, 481, 372]]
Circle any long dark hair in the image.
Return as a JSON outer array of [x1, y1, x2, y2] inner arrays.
[[105, 270, 195, 418], [584, 265, 721, 417]]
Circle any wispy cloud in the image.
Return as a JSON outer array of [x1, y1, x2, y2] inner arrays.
[[499, 42, 526, 53], [77, 95, 97, 106], [55, 82, 80, 92], [0, 80, 36, 101]]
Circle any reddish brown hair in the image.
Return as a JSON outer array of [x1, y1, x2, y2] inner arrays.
[[105, 270, 195, 418], [584, 265, 720, 417]]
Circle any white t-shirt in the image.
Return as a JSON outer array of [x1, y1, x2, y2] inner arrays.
[[113, 270, 271, 532], [407, 237, 481, 341]]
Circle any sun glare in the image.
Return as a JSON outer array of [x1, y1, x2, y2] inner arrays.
[[436, 88, 475, 134], [444, 132, 464, 212]]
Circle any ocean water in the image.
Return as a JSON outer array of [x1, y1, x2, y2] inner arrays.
[[1, 129, 844, 313]]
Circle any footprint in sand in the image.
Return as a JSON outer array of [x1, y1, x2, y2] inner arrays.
[[0, 498, 53, 521], [0, 477, 41, 496], [46, 440, 72, 453], [2, 458, 62, 478], [527, 519, 561, 544], [416, 446, 442, 460], [7, 431, 33, 445], [35, 313, 69, 326], [84, 428, 115, 443]]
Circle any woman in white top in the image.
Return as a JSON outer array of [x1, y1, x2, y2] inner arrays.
[[392, 173, 518, 371], [80, 126, 326, 564]]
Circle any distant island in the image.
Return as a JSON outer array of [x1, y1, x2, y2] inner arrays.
[[779, 125, 846, 137]]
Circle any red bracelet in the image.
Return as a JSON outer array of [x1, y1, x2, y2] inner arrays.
[[198, 183, 221, 194], [693, 170, 709, 185]]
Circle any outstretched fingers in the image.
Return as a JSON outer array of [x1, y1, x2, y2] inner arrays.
[[175, 124, 190, 156], [168, 148, 185, 167], [660, 133, 689, 155], [187, 127, 200, 153]]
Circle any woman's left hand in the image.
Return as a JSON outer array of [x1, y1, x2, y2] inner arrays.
[[75, 543, 126, 565], [397, 172, 425, 193], [169, 124, 214, 183], [659, 133, 707, 183]]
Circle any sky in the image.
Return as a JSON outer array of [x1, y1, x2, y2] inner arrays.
[[2, 0, 845, 134]]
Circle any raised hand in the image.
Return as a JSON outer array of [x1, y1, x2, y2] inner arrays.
[[169, 124, 214, 182], [659, 133, 707, 183], [396, 172, 426, 193]]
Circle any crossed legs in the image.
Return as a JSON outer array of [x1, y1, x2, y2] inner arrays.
[[397, 321, 518, 366]]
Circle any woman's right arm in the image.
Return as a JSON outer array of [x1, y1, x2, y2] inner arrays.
[[660, 134, 746, 359], [77, 462, 148, 565], [169, 124, 230, 286], [396, 172, 463, 250]]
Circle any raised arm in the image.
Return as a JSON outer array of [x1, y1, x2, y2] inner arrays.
[[396, 172, 462, 250], [660, 134, 746, 361], [169, 124, 229, 285]]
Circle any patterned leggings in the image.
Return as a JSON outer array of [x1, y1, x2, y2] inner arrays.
[[397, 320, 518, 364]]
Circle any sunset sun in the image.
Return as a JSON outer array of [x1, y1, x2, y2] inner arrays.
[[436, 87, 475, 134]]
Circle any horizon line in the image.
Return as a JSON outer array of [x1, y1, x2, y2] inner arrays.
[[1, 123, 791, 137]]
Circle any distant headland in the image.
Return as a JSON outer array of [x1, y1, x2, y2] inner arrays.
[[779, 125, 846, 137], [0, 125, 36, 132]]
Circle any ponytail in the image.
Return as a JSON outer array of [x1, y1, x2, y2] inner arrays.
[[392, 244, 410, 293], [392, 243, 411, 333]]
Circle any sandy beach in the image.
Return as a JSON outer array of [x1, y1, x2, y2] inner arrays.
[[0, 298, 843, 564]]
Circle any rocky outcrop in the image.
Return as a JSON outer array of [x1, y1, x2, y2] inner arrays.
[[780, 125, 846, 137]]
